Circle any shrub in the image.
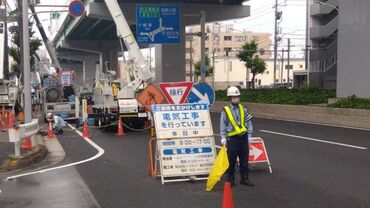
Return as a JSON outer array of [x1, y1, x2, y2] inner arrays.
[[216, 87, 336, 105], [329, 95, 370, 110]]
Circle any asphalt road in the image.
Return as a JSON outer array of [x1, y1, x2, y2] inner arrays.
[[2, 113, 370, 207]]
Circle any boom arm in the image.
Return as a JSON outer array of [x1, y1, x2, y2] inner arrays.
[[29, 5, 61, 72], [104, 0, 153, 92]]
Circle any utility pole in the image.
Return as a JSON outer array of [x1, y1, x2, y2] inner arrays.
[[273, 0, 279, 86], [305, 0, 310, 86], [189, 37, 193, 82], [1, 0, 9, 79], [281, 48, 284, 84], [21, 0, 31, 124], [200, 11, 206, 83], [287, 38, 291, 86], [212, 48, 215, 89]]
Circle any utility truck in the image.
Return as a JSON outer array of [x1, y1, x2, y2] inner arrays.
[[87, 0, 154, 129]]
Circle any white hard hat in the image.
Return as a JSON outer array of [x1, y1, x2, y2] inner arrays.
[[227, 86, 241, 97], [47, 113, 52, 118]]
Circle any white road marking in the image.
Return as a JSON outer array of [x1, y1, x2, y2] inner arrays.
[[255, 116, 370, 132], [260, 129, 368, 150], [6, 124, 105, 180], [212, 112, 370, 131]]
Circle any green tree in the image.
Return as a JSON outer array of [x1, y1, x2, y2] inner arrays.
[[237, 39, 267, 89], [194, 54, 213, 81], [9, 20, 42, 77]]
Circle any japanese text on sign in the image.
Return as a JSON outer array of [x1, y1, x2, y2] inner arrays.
[[152, 103, 213, 139], [158, 137, 216, 177]]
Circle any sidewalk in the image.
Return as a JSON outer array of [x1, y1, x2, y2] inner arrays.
[[0, 131, 14, 166]]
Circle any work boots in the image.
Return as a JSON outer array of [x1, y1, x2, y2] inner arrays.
[[227, 174, 235, 187], [240, 173, 255, 187]]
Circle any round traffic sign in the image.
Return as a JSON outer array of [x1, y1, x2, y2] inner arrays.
[[69, 0, 85, 17], [187, 83, 215, 107]]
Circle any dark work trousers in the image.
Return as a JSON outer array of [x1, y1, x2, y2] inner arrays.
[[226, 133, 249, 177]]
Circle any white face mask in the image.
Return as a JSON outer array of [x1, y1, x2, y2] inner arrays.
[[231, 97, 240, 105]]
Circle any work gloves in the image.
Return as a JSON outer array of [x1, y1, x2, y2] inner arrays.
[[221, 138, 227, 145]]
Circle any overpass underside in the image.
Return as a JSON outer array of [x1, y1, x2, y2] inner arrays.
[[52, 0, 250, 86]]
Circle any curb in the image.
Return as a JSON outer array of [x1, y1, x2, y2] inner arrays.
[[0, 132, 66, 174], [0, 145, 48, 173], [212, 101, 370, 130]]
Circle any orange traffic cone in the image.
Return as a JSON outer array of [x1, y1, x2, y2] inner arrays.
[[7, 112, 14, 129], [0, 114, 4, 129], [83, 119, 90, 138], [47, 120, 55, 138], [117, 119, 124, 136], [22, 136, 32, 150], [222, 182, 234, 208], [4, 111, 8, 128]]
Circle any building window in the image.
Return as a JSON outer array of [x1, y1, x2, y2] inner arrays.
[[224, 36, 232, 41], [258, 79, 261, 86], [224, 47, 232, 56], [205, 36, 209, 41], [300, 65, 303, 69], [234, 36, 246, 42], [283, 79, 286, 82], [205, 48, 209, 53], [276, 79, 279, 83], [265, 71, 269, 75]]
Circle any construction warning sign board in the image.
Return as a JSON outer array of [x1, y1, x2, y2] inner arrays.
[[152, 103, 213, 139], [159, 82, 193, 104], [137, 84, 165, 111], [248, 137, 272, 173], [157, 137, 216, 178]]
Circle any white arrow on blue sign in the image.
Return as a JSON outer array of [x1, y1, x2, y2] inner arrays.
[[187, 83, 215, 107]]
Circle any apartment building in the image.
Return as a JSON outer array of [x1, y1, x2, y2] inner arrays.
[[309, 0, 338, 89], [185, 24, 272, 82]]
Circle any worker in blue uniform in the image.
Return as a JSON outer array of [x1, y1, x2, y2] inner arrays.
[[220, 86, 255, 187]]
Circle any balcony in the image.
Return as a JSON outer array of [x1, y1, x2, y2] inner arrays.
[[310, 39, 337, 60], [311, 0, 339, 16], [310, 16, 338, 39]]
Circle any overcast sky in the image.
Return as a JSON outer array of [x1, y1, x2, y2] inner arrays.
[[233, 0, 307, 57]]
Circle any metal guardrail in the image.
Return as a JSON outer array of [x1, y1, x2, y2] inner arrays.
[[8, 119, 39, 157]]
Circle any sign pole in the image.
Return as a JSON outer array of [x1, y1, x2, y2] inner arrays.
[[200, 11, 206, 83], [15, 141, 20, 157]]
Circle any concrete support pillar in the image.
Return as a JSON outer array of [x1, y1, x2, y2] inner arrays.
[[83, 56, 99, 86], [109, 47, 118, 73], [155, 20, 185, 82], [101, 47, 118, 74]]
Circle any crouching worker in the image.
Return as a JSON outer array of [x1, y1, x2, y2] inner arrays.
[[220, 86, 255, 187], [47, 113, 67, 134]]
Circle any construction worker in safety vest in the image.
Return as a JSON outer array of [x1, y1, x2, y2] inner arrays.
[[220, 86, 254, 187]]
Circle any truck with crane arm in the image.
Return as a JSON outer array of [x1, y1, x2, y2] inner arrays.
[[86, 0, 154, 129], [30, 5, 80, 123]]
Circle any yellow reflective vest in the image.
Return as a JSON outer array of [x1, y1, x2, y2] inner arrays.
[[224, 104, 248, 137]]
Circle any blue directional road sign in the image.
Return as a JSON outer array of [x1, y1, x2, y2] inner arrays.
[[136, 5, 180, 44], [187, 83, 215, 107]]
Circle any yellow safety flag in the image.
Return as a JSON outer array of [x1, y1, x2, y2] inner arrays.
[[206, 145, 229, 191]]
